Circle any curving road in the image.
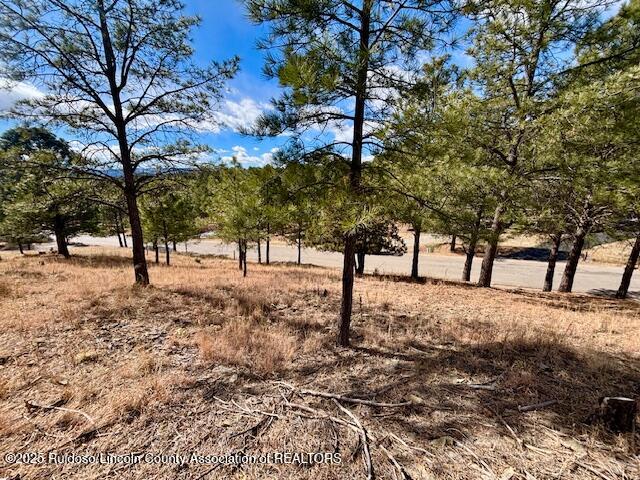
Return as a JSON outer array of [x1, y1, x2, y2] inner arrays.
[[61, 235, 639, 298]]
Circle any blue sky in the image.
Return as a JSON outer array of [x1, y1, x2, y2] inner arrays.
[[0, 0, 286, 167], [0, 1, 477, 167], [182, 0, 285, 165], [180, 0, 624, 166], [0, 0, 625, 167]]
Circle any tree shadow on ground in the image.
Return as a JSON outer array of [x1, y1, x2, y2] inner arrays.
[[292, 337, 639, 450], [445, 244, 567, 262], [365, 272, 481, 289], [505, 288, 640, 313], [588, 288, 640, 300], [31, 252, 136, 268], [496, 246, 568, 261]]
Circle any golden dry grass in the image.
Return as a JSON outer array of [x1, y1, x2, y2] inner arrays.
[[0, 246, 638, 479], [195, 320, 298, 374], [586, 239, 637, 264]]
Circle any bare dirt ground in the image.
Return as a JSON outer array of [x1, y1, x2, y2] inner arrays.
[[0, 247, 639, 479]]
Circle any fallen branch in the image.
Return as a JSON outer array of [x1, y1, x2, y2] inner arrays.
[[305, 390, 412, 408], [25, 399, 95, 425], [464, 372, 506, 391], [484, 405, 523, 449], [286, 401, 359, 430], [195, 401, 281, 480], [285, 396, 421, 479], [574, 461, 614, 480], [332, 399, 374, 480], [279, 382, 412, 408], [466, 384, 497, 391], [229, 413, 273, 439], [212, 396, 280, 420], [518, 400, 557, 413], [379, 444, 412, 480], [386, 430, 434, 458]]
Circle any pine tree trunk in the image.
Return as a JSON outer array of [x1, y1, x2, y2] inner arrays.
[[238, 239, 243, 270], [114, 212, 124, 247], [558, 226, 589, 293], [58, 234, 70, 258], [122, 180, 148, 284], [53, 216, 70, 258], [450, 234, 456, 252], [297, 227, 302, 265], [266, 224, 270, 265], [153, 240, 159, 264], [616, 234, 640, 299], [338, 0, 371, 347], [162, 220, 170, 266], [18, 242, 24, 255], [463, 208, 483, 282], [543, 233, 562, 292], [257, 238, 262, 264], [478, 204, 503, 287], [355, 251, 365, 275], [411, 226, 421, 280], [338, 235, 357, 347], [97, 0, 148, 285], [242, 241, 247, 277], [462, 249, 474, 282], [478, 237, 500, 286], [116, 211, 129, 248], [172, 240, 177, 252]]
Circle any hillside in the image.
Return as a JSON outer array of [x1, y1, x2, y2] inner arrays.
[[0, 247, 638, 479]]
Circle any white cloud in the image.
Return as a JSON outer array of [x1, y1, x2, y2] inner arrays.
[[184, 97, 270, 134], [214, 97, 270, 133], [222, 145, 279, 166], [450, 49, 475, 68], [260, 147, 280, 164], [331, 124, 353, 144], [67, 139, 119, 166], [0, 79, 269, 137], [0, 79, 44, 112], [328, 119, 380, 145]]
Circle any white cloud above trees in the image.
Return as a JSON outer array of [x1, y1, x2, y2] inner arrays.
[[221, 145, 279, 166]]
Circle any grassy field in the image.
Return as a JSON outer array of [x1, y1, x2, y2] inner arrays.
[[0, 247, 639, 479]]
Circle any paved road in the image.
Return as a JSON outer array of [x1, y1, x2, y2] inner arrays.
[[63, 235, 639, 298]]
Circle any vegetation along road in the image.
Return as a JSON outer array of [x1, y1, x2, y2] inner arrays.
[[68, 236, 640, 298]]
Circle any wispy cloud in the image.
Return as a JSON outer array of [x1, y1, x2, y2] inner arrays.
[[0, 78, 269, 138], [214, 97, 270, 133], [222, 145, 279, 166], [0, 79, 44, 112]]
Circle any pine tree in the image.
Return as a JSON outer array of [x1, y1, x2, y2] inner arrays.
[[247, 0, 456, 345], [0, 0, 238, 284]]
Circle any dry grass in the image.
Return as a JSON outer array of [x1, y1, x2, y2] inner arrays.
[[0, 280, 10, 297], [586, 239, 636, 264], [195, 320, 297, 374], [0, 246, 638, 479]]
